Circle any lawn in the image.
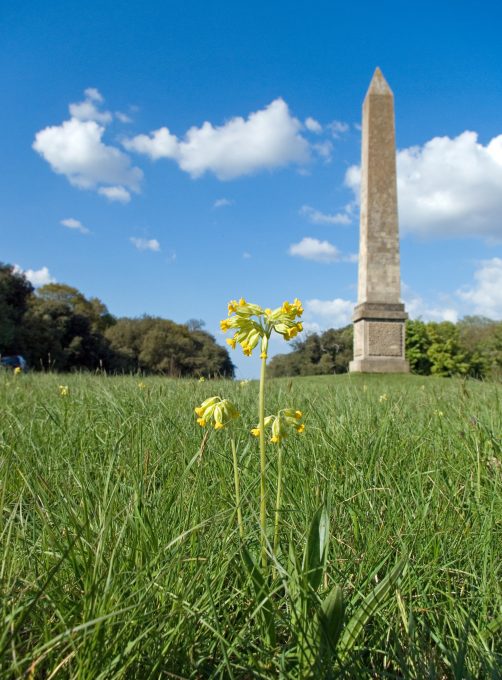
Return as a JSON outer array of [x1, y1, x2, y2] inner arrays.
[[0, 372, 501, 678]]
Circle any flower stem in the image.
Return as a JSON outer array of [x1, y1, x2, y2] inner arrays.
[[273, 445, 283, 556], [231, 438, 244, 539], [259, 352, 267, 571]]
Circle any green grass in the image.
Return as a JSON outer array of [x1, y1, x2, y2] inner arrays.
[[0, 371, 501, 678]]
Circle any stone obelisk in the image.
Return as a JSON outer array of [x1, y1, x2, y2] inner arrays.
[[349, 68, 409, 373]]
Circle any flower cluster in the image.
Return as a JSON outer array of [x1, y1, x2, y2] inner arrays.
[[220, 298, 303, 358], [251, 409, 305, 444], [59, 385, 69, 397], [194, 396, 240, 430], [14, 367, 22, 376]]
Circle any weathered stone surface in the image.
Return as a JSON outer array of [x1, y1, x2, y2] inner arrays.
[[349, 68, 409, 374]]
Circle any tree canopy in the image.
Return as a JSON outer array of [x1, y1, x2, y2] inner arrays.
[[268, 318, 502, 380], [0, 263, 234, 377]]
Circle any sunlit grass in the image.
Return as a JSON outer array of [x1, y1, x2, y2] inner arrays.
[[0, 371, 501, 677]]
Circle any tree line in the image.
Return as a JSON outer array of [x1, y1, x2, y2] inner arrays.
[[268, 318, 502, 380], [0, 263, 234, 377]]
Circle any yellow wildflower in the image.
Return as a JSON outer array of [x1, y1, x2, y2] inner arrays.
[[251, 408, 306, 444], [14, 367, 22, 375], [138, 381, 146, 390], [194, 396, 239, 430], [59, 385, 69, 397], [379, 394, 388, 403], [220, 297, 305, 357]]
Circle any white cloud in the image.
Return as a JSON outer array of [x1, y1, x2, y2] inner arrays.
[[300, 204, 351, 225], [84, 88, 103, 102], [123, 98, 310, 180], [329, 120, 349, 138], [213, 197, 234, 208], [305, 117, 322, 134], [346, 131, 502, 239], [130, 237, 160, 252], [98, 186, 131, 203], [401, 283, 458, 323], [305, 298, 354, 328], [33, 117, 142, 195], [458, 258, 502, 319], [14, 265, 55, 287], [60, 217, 89, 234], [69, 88, 112, 124], [289, 237, 341, 263], [115, 111, 132, 123], [313, 140, 334, 161], [123, 126, 178, 160], [242, 251, 252, 259]]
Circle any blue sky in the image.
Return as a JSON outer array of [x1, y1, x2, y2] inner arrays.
[[2, 0, 502, 377]]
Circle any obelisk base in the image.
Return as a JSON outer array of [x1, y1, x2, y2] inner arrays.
[[349, 303, 409, 374]]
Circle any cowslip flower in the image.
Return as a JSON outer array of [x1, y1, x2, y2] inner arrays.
[[59, 385, 69, 397], [14, 367, 22, 375], [251, 409, 305, 444], [379, 393, 388, 403], [194, 396, 239, 430], [220, 297, 303, 358], [138, 381, 146, 390]]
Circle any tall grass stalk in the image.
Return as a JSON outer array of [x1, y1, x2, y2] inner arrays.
[[258, 353, 267, 569]]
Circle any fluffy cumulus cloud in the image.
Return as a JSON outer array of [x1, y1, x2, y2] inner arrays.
[[33, 89, 142, 202], [304, 117, 322, 134], [123, 98, 310, 180], [305, 298, 354, 328], [129, 237, 160, 252], [300, 204, 351, 225], [98, 186, 132, 203], [289, 237, 341, 262], [458, 258, 502, 319], [61, 217, 89, 234], [14, 265, 55, 287], [69, 87, 112, 124], [288, 237, 357, 263], [345, 131, 502, 239], [401, 283, 459, 323]]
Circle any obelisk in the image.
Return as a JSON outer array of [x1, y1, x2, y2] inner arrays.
[[349, 68, 409, 373]]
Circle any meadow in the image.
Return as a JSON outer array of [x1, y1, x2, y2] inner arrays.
[[0, 371, 501, 678]]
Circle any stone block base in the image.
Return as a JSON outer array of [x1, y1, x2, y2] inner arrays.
[[350, 302, 409, 374], [349, 357, 410, 373]]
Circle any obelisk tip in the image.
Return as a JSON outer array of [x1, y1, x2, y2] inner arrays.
[[366, 67, 393, 97]]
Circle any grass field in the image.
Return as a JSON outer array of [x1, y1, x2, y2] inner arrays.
[[0, 371, 501, 678]]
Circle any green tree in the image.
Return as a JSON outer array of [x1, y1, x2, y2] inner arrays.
[[405, 320, 433, 375], [106, 317, 234, 377], [37, 283, 115, 333], [0, 263, 34, 354], [426, 322, 470, 377]]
